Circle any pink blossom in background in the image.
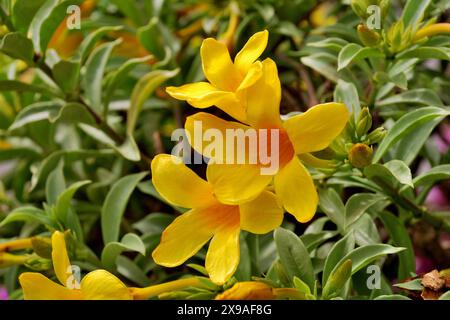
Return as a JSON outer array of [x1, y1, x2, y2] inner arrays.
[[415, 251, 435, 274], [0, 286, 8, 300]]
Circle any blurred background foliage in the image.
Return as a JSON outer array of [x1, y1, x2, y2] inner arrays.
[[0, 0, 449, 300]]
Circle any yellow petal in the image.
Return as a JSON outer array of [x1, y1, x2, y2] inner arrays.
[[206, 223, 240, 285], [236, 61, 263, 92], [201, 38, 241, 91], [151, 154, 215, 208], [298, 153, 336, 169], [234, 30, 269, 74], [207, 163, 273, 205], [51, 231, 72, 287], [166, 82, 222, 107], [216, 281, 275, 300], [274, 157, 318, 223], [283, 102, 349, 154], [185, 112, 251, 164], [19, 272, 82, 300], [246, 58, 282, 128], [239, 190, 283, 234], [152, 205, 219, 267], [80, 270, 132, 300]]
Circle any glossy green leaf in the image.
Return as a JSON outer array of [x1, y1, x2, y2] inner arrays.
[[393, 278, 423, 291], [379, 212, 415, 280], [0, 207, 54, 228], [127, 69, 179, 135], [401, 0, 431, 28], [334, 80, 360, 117], [82, 39, 121, 113], [373, 107, 449, 162], [274, 228, 315, 290], [52, 60, 80, 93], [330, 244, 405, 276], [338, 44, 384, 71], [413, 164, 450, 186], [75, 26, 123, 63], [45, 160, 65, 205], [101, 172, 148, 244], [345, 194, 388, 231], [12, 0, 46, 33], [0, 32, 34, 64], [376, 89, 443, 107], [101, 233, 146, 271], [54, 180, 91, 224], [318, 188, 345, 230], [323, 232, 355, 285]]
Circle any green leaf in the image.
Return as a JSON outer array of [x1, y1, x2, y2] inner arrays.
[[138, 17, 180, 60], [110, 0, 145, 26], [379, 212, 416, 280], [373, 107, 449, 162], [101, 233, 146, 271], [0, 80, 62, 97], [390, 117, 443, 166], [293, 276, 311, 295], [322, 259, 352, 299], [0, 207, 54, 228], [82, 39, 122, 113], [116, 255, 151, 287], [30, 0, 83, 54], [334, 80, 361, 117], [45, 160, 65, 205], [101, 172, 148, 244], [338, 44, 384, 71], [398, 47, 450, 61], [52, 60, 80, 93], [8, 101, 62, 131], [413, 164, 450, 186], [318, 188, 345, 231], [12, 0, 46, 33], [439, 291, 450, 300], [300, 231, 337, 252], [30, 149, 114, 191], [0, 32, 34, 64], [330, 244, 405, 276], [323, 232, 355, 285], [350, 214, 381, 246], [54, 180, 91, 224], [393, 278, 423, 291], [301, 54, 338, 82], [345, 193, 388, 231], [274, 228, 315, 290], [127, 69, 179, 135], [374, 294, 411, 300], [401, 0, 431, 28], [78, 124, 141, 162], [384, 160, 413, 188], [376, 89, 443, 108], [364, 160, 414, 191], [75, 26, 123, 63], [104, 55, 153, 112]]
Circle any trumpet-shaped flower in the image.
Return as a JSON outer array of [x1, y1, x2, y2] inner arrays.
[[185, 59, 349, 222], [215, 281, 307, 300], [165, 30, 269, 123], [151, 154, 283, 285], [19, 231, 206, 300]]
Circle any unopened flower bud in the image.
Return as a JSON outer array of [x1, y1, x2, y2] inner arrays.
[[367, 127, 387, 144], [0, 252, 29, 268], [24, 257, 52, 271], [31, 237, 52, 259], [356, 107, 373, 137], [357, 24, 381, 46], [348, 143, 373, 168], [351, 0, 368, 18], [322, 259, 352, 299]]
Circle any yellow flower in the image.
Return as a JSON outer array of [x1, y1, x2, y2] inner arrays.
[[310, 2, 337, 27], [19, 231, 205, 300], [185, 59, 349, 222], [413, 23, 450, 41], [215, 281, 307, 300], [216, 281, 276, 300], [151, 154, 283, 285], [165, 30, 269, 123]]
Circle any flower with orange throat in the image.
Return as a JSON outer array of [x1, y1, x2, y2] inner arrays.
[[151, 154, 283, 285], [184, 58, 350, 223], [165, 30, 269, 123]]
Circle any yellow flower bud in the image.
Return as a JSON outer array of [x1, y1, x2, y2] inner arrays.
[[348, 143, 373, 168], [357, 24, 381, 47], [356, 107, 373, 137], [367, 127, 387, 144], [216, 282, 276, 300]]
